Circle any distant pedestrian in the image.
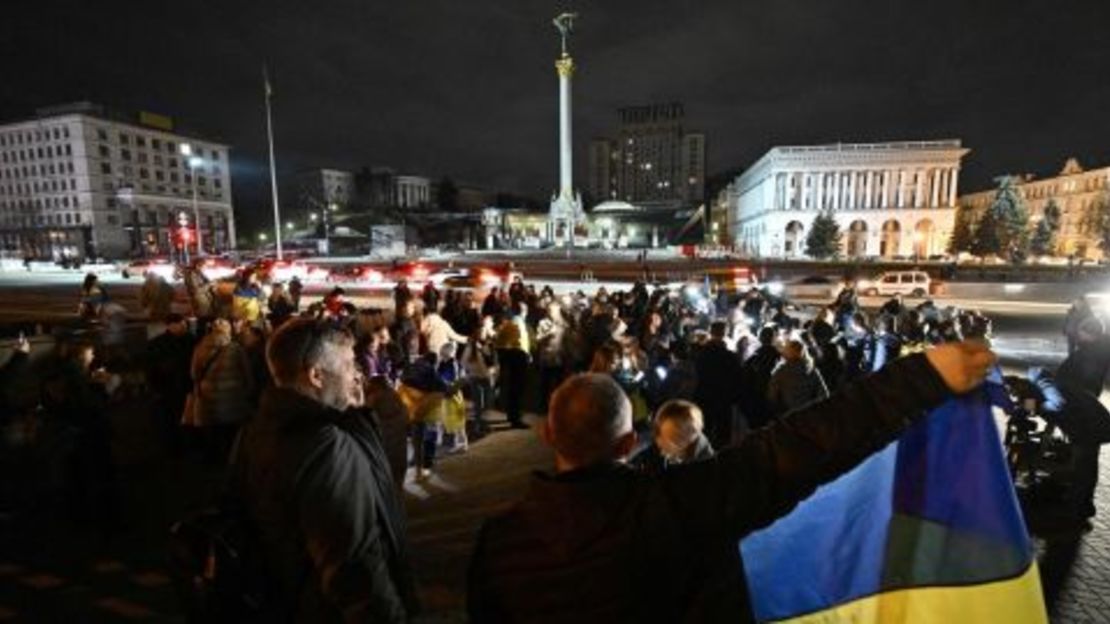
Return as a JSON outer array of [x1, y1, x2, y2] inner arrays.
[[145, 313, 195, 455], [767, 339, 829, 419]]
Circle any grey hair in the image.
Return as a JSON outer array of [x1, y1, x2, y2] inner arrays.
[[266, 318, 354, 387], [548, 373, 633, 466]]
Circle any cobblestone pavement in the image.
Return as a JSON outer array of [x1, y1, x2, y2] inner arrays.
[[1, 394, 1108, 622]]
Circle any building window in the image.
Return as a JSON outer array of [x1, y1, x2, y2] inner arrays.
[[152, 139, 162, 150], [101, 163, 112, 175], [136, 136, 146, 147], [139, 168, 149, 179], [119, 133, 130, 144], [121, 149, 132, 161], [167, 141, 176, 153], [107, 215, 119, 225]]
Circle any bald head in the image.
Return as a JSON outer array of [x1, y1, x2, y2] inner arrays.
[[547, 374, 634, 470]]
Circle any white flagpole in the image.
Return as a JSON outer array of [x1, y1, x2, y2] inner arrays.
[[264, 65, 283, 260]]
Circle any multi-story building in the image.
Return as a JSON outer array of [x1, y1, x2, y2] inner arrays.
[[395, 175, 431, 209], [587, 102, 705, 207], [296, 168, 354, 210], [728, 140, 968, 258], [709, 182, 735, 245], [958, 158, 1110, 259], [0, 102, 235, 260]]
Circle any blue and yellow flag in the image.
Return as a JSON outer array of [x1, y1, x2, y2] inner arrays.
[[741, 380, 1048, 623]]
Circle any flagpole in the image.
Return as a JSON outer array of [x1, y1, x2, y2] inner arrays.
[[264, 65, 283, 260]]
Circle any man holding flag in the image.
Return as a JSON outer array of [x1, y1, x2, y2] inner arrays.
[[468, 340, 1044, 623]]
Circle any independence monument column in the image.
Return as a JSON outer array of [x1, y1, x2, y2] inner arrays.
[[549, 12, 583, 246]]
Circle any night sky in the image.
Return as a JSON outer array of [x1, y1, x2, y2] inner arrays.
[[3, 1, 1108, 232]]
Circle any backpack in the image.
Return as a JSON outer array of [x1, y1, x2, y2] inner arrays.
[[168, 436, 269, 622]]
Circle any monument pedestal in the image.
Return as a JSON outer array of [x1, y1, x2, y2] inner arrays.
[[548, 192, 583, 246]]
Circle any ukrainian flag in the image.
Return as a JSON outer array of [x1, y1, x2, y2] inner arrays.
[[741, 378, 1048, 623]]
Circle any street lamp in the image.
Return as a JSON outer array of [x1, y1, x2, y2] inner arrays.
[[180, 143, 205, 257]]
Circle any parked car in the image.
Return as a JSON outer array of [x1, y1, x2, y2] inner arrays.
[[705, 265, 759, 294], [389, 261, 432, 285], [434, 266, 523, 290], [782, 275, 844, 300], [196, 257, 237, 280], [327, 264, 386, 285], [249, 258, 329, 283], [122, 257, 177, 280], [856, 270, 931, 297]]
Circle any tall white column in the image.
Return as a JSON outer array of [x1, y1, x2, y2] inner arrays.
[[930, 169, 941, 207], [845, 172, 855, 209], [864, 171, 874, 209], [815, 173, 824, 211], [832, 172, 841, 210], [556, 56, 574, 199], [948, 167, 959, 206], [896, 170, 905, 208]]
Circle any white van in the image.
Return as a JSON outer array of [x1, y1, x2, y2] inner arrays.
[[857, 270, 931, 297]]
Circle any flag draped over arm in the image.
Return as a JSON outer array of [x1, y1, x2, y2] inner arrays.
[[741, 380, 1048, 623]]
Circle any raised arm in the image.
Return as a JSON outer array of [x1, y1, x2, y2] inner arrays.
[[667, 342, 994, 541]]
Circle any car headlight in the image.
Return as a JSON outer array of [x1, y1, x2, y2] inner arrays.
[[766, 281, 784, 296]]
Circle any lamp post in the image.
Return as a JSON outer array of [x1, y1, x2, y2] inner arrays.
[[180, 144, 205, 257]]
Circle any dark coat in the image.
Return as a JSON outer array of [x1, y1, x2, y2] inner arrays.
[[739, 345, 780, 430], [467, 354, 949, 624], [145, 330, 195, 402], [239, 387, 418, 623], [367, 385, 412, 489], [190, 336, 254, 427], [767, 359, 830, 418], [1056, 337, 1110, 398], [630, 433, 715, 477], [692, 340, 743, 446]]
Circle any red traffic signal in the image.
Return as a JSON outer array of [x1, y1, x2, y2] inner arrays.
[[175, 227, 194, 245]]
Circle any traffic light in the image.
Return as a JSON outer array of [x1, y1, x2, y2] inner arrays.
[[175, 226, 193, 247]]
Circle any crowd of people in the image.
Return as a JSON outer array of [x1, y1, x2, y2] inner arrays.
[[3, 261, 1109, 621]]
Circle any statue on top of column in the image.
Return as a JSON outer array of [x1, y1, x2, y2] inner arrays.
[[553, 12, 578, 56]]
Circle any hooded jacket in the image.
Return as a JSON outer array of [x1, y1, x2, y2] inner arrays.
[[239, 387, 418, 623], [468, 353, 949, 623]]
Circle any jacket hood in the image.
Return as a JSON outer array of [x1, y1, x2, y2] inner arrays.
[[518, 463, 637, 557]]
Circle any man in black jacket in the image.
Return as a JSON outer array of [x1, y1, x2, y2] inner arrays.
[[238, 319, 418, 622], [693, 321, 744, 448], [468, 341, 994, 623]]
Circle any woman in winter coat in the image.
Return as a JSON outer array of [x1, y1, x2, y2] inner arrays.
[[766, 338, 829, 419], [535, 302, 569, 411], [184, 318, 255, 463]]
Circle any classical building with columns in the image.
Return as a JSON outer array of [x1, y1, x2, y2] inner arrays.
[[958, 158, 1110, 260], [728, 140, 968, 258]]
